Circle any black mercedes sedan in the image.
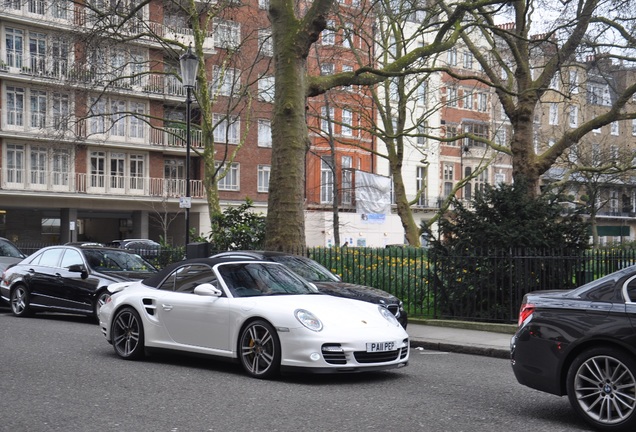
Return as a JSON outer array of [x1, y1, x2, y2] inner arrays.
[[510, 265, 636, 432], [212, 250, 408, 328], [0, 245, 157, 319]]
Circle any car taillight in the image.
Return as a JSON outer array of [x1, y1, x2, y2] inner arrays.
[[518, 303, 535, 327]]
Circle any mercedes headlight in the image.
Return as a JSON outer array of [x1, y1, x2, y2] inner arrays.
[[379, 306, 400, 326]]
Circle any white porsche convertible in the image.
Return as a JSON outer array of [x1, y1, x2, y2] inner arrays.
[[98, 257, 409, 379]]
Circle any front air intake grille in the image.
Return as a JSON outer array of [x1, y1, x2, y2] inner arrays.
[[354, 349, 400, 364], [400, 340, 409, 359], [322, 344, 346, 364]]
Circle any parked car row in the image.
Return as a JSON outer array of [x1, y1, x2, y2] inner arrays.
[[0, 243, 410, 379], [0, 244, 157, 318]]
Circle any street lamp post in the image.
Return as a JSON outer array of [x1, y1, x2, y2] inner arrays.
[[179, 46, 199, 249]]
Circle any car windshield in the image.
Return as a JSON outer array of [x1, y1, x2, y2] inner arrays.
[[270, 255, 339, 282], [83, 249, 156, 272], [0, 240, 24, 258], [217, 262, 319, 297]]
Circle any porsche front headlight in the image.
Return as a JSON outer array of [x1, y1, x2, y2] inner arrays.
[[295, 309, 323, 332], [379, 306, 400, 326]]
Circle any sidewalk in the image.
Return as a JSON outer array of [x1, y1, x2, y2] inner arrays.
[[407, 320, 514, 359]]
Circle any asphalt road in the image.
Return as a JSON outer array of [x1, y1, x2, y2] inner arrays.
[[0, 308, 592, 432]]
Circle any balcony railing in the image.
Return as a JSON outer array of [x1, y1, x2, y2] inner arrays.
[[149, 127, 204, 149], [1, 56, 188, 99], [1, 168, 206, 200]]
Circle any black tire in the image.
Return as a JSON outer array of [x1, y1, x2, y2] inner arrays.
[[567, 347, 636, 432], [238, 320, 281, 379], [94, 289, 111, 319], [10, 285, 32, 317], [111, 307, 145, 360]]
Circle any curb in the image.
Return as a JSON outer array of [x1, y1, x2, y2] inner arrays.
[[410, 339, 510, 359], [410, 318, 517, 335]]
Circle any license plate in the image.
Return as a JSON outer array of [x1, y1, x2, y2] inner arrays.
[[366, 341, 395, 352]]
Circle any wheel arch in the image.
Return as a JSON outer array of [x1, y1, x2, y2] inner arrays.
[[235, 316, 277, 355], [559, 339, 636, 395]]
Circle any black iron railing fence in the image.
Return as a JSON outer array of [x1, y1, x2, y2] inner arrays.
[[14, 242, 636, 324]]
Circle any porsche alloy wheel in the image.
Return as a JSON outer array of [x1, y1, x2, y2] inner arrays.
[[10, 285, 31, 317], [567, 347, 636, 431], [112, 307, 145, 360], [239, 320, 281, 379]]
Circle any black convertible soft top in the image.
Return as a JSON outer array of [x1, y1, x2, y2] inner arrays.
[[141, 256, 269, 288]]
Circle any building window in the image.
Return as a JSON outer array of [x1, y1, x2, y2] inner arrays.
[[341, 109, 352, 136], [342, 23, 353, 49], [416, 166, 427, 206], [51, 0, 70, 19], [52, 148, 70, 186], [30, 146, 47, 185], [321, 20, 335, 45], [89, 97, 107, 135], [130, 103, 145, 138], [569, 105, 578, 128], [462, 90, 473, 110], [214, 20, 241, 50], [52, 92, 70, 130], [258, 119, 272, 147], [443, 163, 454, 181], [320, 156, 334, 203], [258, 29, 273, 56], [110, 99, 126, 137], [417, 80, 427, 106], [110, 152, 126, 189], [610, 145, 618, 161], [549, 103, 558, 125], [7, 86, 25, 126], [611, 121, 619, 136], [447, 48, 457, 66], [569, 70, 579, 94], [213, 114, 240, 144], [6, 28, 24, 68], [29, 31, 46, 73], [216, 162, 239, 191], [445, 123, 459, 145], [417, 123, 427, 146], [5, 144, 24, 184], [341, 156, 352, 204], [257, 165, 270, 192], [494, 128, 506, 146], [320, 63, 334, 76], [30, 89, 47, 128], [632, 119, 636, 136], [462, 51, 473, 69], [90, 151, 106, 188], [549, 73, 560, 90], [212, 66, 240, 97], [477, 93, 488, 112], [129, 154, 144, 190], [587, 83, 611, 106], [258, 75, 275, 102], [463, 122, 489, 148], [447, 87, 457, 107], [321, 106, 334, 133]]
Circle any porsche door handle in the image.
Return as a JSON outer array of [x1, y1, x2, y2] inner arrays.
[[161, 304, 173, 311]]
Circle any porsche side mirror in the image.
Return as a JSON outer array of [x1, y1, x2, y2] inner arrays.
[[194, 283, 223, 297]]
